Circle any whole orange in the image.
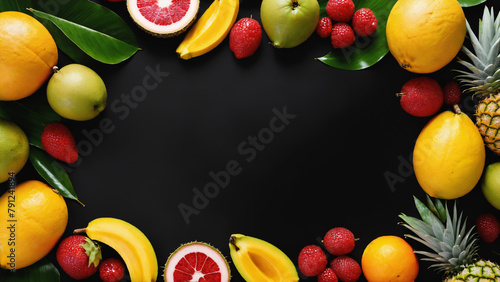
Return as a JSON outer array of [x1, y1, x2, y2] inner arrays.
[[0, 11, 58, 101], [361, 235, 419, 282]]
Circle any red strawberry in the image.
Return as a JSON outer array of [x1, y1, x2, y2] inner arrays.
[[326, 0, 355, 22], [323, 227, 355, 256], [318, 267, 338, 282], [316, 17, 333, 38], [352, 8, 378, 37], [443, 80, 462, 106], [476, 213, 500, 243], [229, 17, 262, 59], [397, 76, 444, 117], [331, 23, 355, 49], [41, 122, 78, 163], [298, 245, 328, 277], [56, 235, 102, 280], [330, 256, 361, 282], [99, 258, 125, 282]]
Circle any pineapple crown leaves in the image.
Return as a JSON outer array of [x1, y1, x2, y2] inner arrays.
[[455, 6, 500, 97], [399, 195, 479, 275]]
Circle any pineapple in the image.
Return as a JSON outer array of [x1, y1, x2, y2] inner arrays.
[[455, 6, 500, 155], [399, 195, 500, 281]]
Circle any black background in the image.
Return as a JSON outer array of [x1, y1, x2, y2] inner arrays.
[[3, 0, 500, 281]]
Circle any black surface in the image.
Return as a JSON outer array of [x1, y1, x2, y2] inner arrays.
[[4, 0, 500, 281]]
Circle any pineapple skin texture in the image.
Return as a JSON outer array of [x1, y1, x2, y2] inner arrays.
[[444, 260, 500, 282], [477, 93, 500, 155]]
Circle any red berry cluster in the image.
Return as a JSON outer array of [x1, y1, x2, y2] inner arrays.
[[316, 0, 378, 49], [476, 213, 500, 243], [298, 227, 362, 282]]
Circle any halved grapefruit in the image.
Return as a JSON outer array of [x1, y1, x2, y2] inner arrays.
[[127, 0, 199, 37], [164, 242, 230, 282]]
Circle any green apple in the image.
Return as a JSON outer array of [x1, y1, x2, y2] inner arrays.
[[482, 162, 500, 210], [260, 0, 319, 48], [47, 64, 107, 121]]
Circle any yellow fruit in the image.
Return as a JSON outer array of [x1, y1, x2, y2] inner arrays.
[[413, 110, 485, 199], [229, 234, 299, 281], [386, 0, 466, 73], [176, 0, 239, 59], [361, 235, 419, 282], [0, 11, 58, 101], [0, 180, 68, 270], [0, 117, 29, 183]]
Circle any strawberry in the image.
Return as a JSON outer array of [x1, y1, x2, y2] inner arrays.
[[298, 245, 328, 277], [443, 80, 462, 106], [397, 76, 444, 117], [326, 0, 355, 22], [317, 17, 333, 38], [99, 258, 126, 282], [318, 267, 338, 282], [476, 213, 500, 243], [41, 122, 78, 163], [323, 227, 355, 256], [330, 256, 361, 282], [56, 235, 102, 280], [352, 8, 378, 37], [229, 17, 262, 59], [331, 22, 355, 49]]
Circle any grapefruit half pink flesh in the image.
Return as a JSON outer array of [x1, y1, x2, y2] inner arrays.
[[127, 0, 199, 37]]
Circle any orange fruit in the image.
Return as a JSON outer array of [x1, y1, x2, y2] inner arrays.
[[361, 235, 419, 282], [0, 11, 58, 101], [0, 180, 68, 269]]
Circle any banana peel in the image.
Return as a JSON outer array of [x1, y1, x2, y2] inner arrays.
[[229, 234, 299, 282], [75, 217, 158, 282], [176, 0, 239, 59]]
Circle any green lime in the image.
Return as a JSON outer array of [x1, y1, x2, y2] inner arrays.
[[0, 117, 29, 183], [482, 162, 500, 210]]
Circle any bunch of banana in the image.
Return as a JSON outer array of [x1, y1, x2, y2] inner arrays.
[[74, 217, 158, 282], [176, 0, 239, 59], [229, 234, 299, 281]]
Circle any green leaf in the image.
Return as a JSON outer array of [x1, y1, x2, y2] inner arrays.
[[0, 258, 60, 282], [316, 0, 397, 70], [28, 0, 140, 64], [29, 147, 83, 205], [0, 0, 33, 13], [458, 0, 487, 7]]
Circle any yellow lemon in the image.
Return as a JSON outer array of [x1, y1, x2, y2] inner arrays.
[[413, 110, 485, 199], [0, 117, 29, 183], [0, 11, 58, 101], [386, 0, 466, 73], [361, 235, 419, 282], [0, 180, 68, 270]]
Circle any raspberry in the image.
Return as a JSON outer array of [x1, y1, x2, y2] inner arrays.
[[298, 245, 328, 277], [330, 256, 361, 282], [318, 267, 338, 282], [229, 17, 262, 59], [326, 0, 355, 22], [443, 80, 462, 106], [99, 258, 125, 282], [476, 213, 500, 243], [323, 227, 355, 256], [352, 8, 378, 36], [331, 22, 355, 49], [316, 17, 333, 38]]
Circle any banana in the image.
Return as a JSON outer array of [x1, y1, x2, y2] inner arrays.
[[75, 217, 158, 282], [229, 234, 299, 282], [176, 0, 239, 59]]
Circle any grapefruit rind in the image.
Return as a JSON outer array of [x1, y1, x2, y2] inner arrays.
[[164, 241, 230, 282], [127, 0, 200, 37]]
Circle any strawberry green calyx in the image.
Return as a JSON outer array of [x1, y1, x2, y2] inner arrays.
[[82, 237, 102, 268]]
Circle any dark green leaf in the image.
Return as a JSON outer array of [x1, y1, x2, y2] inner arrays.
[[0, 258, 60, 282], [29, 147, 82, 204], [28, 0, 140, 64], [458, 0, 487, 7], [316, 0, 397, 70], [0, 0, 33, 13]]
